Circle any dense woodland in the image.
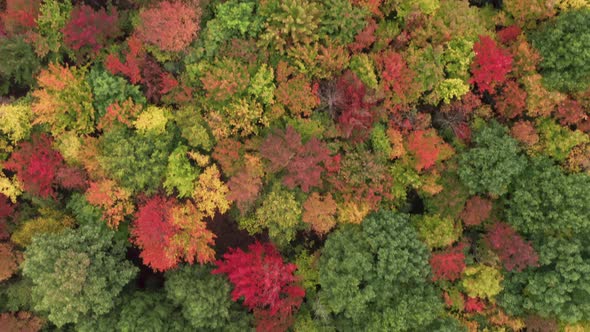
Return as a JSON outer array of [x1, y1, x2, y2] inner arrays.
[[0, 0, 590, 331]]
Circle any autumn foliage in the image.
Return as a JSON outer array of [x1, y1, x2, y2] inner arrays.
[[460, 196, 492, 227], [131, 196, 216, 271], [136, 1, 201, 52], [430, 243, 466, 282], [62, 5, 119, 56], [470, 36, 513, 93], [485, 222, 539, 272], [213, 242, 305, 332]]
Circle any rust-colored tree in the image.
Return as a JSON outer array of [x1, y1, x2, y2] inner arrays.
[[407, 129, 454, 172], [260, 126, 333, 192], [0, 241, 19, 282], [460, 196, 492, 227], [485, 222, 539, 272], [105, 37, 144, 84], [86, 179, 134, 228], [510, 121, 539, 146], [213, 242, 305, 332], [302, 192, 337, 235], [336, 71, 375, 141], [494, 80, 527, 119]]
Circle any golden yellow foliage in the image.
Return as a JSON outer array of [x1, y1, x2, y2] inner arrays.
[[11, 208, 75, 247], [133, 106, 170, 134], [193, 165, 230, 218], [0, 102, 33, 144], [337, 200, 371, 224]]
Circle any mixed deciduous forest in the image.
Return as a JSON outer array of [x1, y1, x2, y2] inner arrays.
[[0, 0, 590, 331]]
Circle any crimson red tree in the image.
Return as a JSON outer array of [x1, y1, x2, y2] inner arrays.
[[470, 35, 512, 94], [62, 5, 119, 57], [213, 242, 305, 332], [4, 134, 63, 198], [429, 243, 466, 282]]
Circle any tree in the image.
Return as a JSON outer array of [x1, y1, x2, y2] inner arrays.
[[0, 312, 43, 332], [462, 264, 503, 300], [136, 1, 201, 52], [494, 80, 527, 119], [335, 70, 375, 141], [165, 264, 249, 330], [414, 214, 461, 249], [0, 36, 40, 93], [302, 192, 337, 235], [319, 210, 444, 330], [213, 242, 305, 332], [531, 9, 590, 92], [62, 5, 119, 59], [460, 196, 492, 227], [430, 244, 466, 282], [21, 223, 137, 327], [458, 120, 527, 196], [469, 35, 512, 94], [485, 222, 538, 272], [131, 196, 217, 272], [0, 242, 19, 282], [260, 126, 332, 193], [85, 179, 134, 229], [32, 63, 94, 137], [407, 129, 454, 172], [11, 208, 74, 247], [98, 126, 175, 194], [163, 145, 199, 198], [4, 134, 64, 198], [274, 61, 320, 117], [500, 158, 590, 322]]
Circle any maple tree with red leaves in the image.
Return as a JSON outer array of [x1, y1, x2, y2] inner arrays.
[[555, 98, 587, 126], [464, 296, 486, 313], [460, 196, 493, 227], [105, 37, 144, 85], [470, 35, 513, 94], [336, 71, 376, 141], [1, 0, 40, 36], [4, 134, 65, 198], [136, 1, 201, 52], [260, 126, 333, 192], [62, 5, 119, 56], [131, 196, 216, 272], [485, 222, 539, 272], [213, 241, 305, 332], [430, 243, 466, 282], [407, 129, 453, 172], [348, 18, 377, 53]]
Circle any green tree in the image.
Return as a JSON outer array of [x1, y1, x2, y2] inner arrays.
[[22, 223, 137, 327], [98, 125, 176, 194], [458, 120, 527, 196], [165, 264, 251, 331], [0, 36, 40, 95], [500, 158, 590, 323], [531, 9, 590, 92], [319, 210, 443, 331]]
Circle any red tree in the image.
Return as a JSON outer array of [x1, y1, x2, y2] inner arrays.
[[486, 222, 539, 272], [131, 196, 216, 272], [470, 35, 513, 94], [260, 126, 332, 192], [1, 0, 40, 36], [497, 25, 522, 45], [213, 242, 305, 332], [336, 71, 376, 141], [407, 129, 451, 171], [464, 297, 486, 313], [4, 134, 63, 198], [62, 5, 119, 55], [429, 244, 466, 282], [105, 36, 144, 84], [494, 80, 527, 119], [131, 195, 178, 272], [556, 99, 587, 126], [136, 1, 201, 52]]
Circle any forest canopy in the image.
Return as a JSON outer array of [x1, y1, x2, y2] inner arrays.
[[1, 0, 590, 331]]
